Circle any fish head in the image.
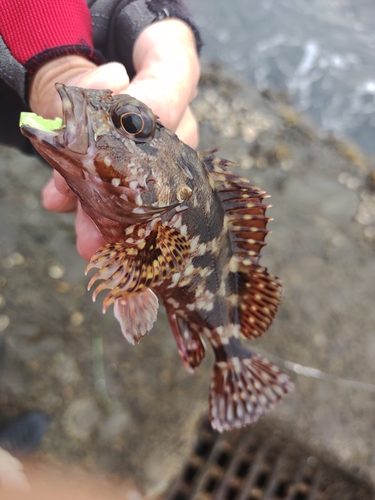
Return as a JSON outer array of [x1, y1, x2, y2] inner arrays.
[[21, 84, 194, 223]]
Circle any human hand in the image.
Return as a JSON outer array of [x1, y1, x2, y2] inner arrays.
[[129, 18, 200, 148], [31, 58, 129, 259], [30, 19, 200, 260], [1, 459, 141, 500]]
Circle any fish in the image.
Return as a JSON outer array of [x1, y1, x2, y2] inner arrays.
[[20, 84, 293, 432]]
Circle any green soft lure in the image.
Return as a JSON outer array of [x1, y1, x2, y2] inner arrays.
[[19, 112, 63, 132]]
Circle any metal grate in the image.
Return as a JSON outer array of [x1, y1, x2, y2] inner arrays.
[[165, 418, 374, 500]]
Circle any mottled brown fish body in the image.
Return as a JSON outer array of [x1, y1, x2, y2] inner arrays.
[[20, 85, 293, 432]]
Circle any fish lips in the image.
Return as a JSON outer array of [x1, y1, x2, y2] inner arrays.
[[21, 83, 89, 155]]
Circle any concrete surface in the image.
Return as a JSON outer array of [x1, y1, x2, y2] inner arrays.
[[0, 63, 374, 494]]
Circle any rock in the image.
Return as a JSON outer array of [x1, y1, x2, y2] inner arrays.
[[62, 399, 101, 442], [99, 408, 129, 444], [52, 354, 81, 386]]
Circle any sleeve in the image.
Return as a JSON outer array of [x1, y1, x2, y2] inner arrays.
[[0, 0, 99, 67], [0, 0, 102, 152], [88, 0, 203, 79], [0, 0, 102, 98]]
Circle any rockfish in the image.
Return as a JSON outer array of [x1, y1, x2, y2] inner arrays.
[[20, 85, 293, 432]]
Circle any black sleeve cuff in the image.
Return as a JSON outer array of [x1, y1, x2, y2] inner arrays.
[[88, 0, 202, 79], [25, 45, 103, 76]]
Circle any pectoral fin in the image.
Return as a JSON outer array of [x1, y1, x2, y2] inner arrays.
[[114, 288, 159, 344], [86, 221, 190, 310]]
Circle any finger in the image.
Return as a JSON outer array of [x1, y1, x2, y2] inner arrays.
[[53, 171, 72, 195], [30, 56, 97, 119], [130, 19, 200, 131], [126, 78, 186, 133], [30, 58, 130, 120], [125, 76, 199, 135], [75, 205, 105, 261], [175, 106, 199, 149], [68, 62, 130, 94], [42, 177, 77, 213]]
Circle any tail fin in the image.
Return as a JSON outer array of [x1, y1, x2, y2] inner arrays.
[[209, 353, 293, 433]]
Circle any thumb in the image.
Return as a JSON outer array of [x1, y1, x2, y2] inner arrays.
[[67, 62, 130, 94]]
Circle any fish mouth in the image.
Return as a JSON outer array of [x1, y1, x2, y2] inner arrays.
[[20, 83, 89, 155]]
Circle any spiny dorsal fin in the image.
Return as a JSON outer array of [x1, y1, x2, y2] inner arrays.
[[85, 221, 190, 311], [198, 148, 221, 160], [206, 154, 282, 339]]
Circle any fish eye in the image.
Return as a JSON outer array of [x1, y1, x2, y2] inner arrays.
[[111, 98, 156, 142], [120, 112, 144, 135]]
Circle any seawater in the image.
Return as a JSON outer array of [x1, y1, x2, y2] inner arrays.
[[188, 0, 375, 154]]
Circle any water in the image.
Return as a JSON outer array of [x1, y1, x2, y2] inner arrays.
[[188, 0, 375, 155]]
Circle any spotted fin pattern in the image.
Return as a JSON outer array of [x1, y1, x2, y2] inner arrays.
[[206, 155, 282, 340], [238, 266, 282, 339], [86, 222, 190, 311], [209, 354, 293, 433], [168, 313, 206, 372], [114, 289, 159, 344]]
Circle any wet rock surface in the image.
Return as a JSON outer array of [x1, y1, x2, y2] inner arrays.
[[0, 63, 374, 494]]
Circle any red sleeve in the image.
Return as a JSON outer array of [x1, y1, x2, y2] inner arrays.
[[0, 0, 97, 70]]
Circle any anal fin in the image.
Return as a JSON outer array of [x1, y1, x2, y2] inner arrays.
[[114, 288, 159, 345], [209, 352, 293, 433], [168, 313, 206, 372]]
